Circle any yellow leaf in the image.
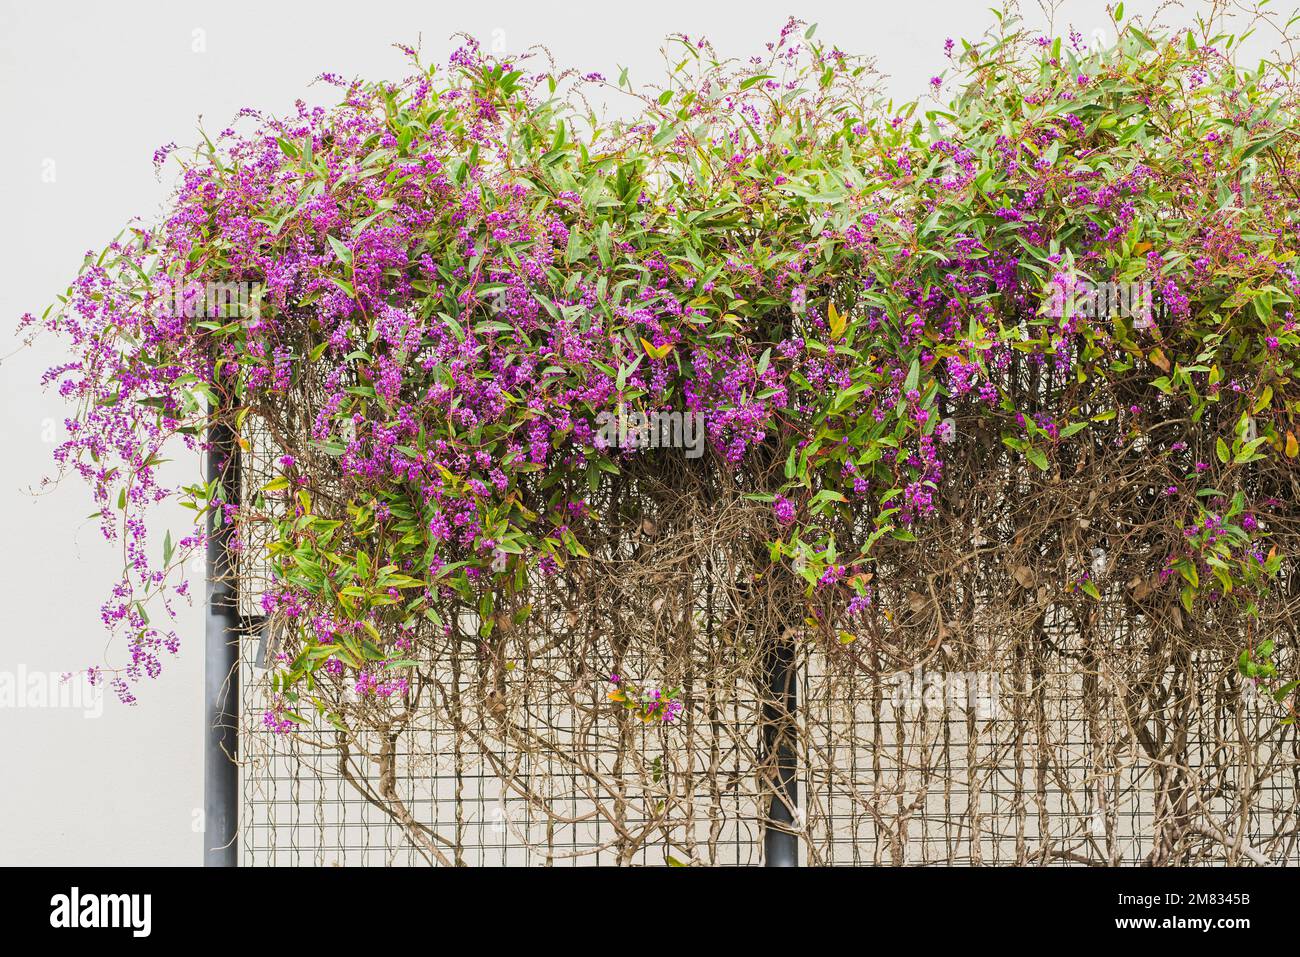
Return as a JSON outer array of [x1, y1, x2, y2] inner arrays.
[[828, 302, 846, 340], [1287, 432, 1298, 458], [1254, 384, 1273, 414], [608, 690, 626, 702], [1148, 347, 1169, 372], [640, 336, 673, 360]]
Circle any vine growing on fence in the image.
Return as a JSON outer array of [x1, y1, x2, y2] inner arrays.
[[20, 1, 1300, 742]]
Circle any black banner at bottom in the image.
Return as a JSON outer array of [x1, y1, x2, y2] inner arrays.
[[0, 864, 1276, 942]]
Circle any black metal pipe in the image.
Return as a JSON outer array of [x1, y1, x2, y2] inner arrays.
[[204, 419, 240, 867], [762, 636, 798, 866]]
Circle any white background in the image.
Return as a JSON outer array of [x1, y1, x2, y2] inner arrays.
[[0, 0, 1250, 864]]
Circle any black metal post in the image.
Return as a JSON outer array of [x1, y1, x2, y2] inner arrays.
[[762, 637, 798, 866], [204, 419, 240, 867]]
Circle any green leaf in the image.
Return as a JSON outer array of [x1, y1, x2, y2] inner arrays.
[[1253, 385, 1272, 414], [326, 235, 353, 265]]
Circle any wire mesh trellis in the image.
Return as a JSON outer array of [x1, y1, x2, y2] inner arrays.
[[227, 380, 1300, 867], [797, 645, 1300, 866], [239, 646, 763, 866], [235, 568, 1300, 865]]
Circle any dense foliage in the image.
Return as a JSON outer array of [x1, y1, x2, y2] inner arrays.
[[24, 7, 1300, 725]]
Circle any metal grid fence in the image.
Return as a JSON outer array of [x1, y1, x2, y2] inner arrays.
[[229, 423, 1300, 866], [238, 634, 1300, 866]]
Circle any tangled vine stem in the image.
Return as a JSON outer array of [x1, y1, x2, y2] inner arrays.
[[21, 2, 1300, 862]]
